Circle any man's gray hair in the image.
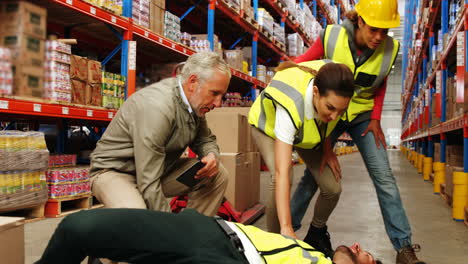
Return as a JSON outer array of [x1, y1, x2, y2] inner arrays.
[[180, 51, 231, 83]]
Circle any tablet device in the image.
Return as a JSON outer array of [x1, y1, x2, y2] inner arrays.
[[176, 160, 205, 187]]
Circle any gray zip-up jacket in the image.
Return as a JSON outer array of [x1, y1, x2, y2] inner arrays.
[[90, 77, 220, 206]]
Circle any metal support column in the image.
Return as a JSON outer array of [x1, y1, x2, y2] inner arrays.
[[208, 0, 216, 51], [313, 0, 317, 18], [441, 133, 447, 163], [428, 136, 434, 158]]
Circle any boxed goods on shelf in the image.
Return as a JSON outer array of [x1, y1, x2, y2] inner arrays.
[[70, 55, 88, 81], [132, 0, 150, 28], [84, 0, 122, 15], [0, 33, 45, 68], [287, 33, 304, 57], [241, 0, 254, 18], [44, 40, 72, 103], [0, 47, 13, 95], [447, 145, 463, 167], [0, 131, 49, 212], [150, 0, 165, 35], [0, 1, 47, 39], [164, 11, 181, 43], [13, 65, 44, 98], [256, 64, 267, 82], [257, 8, 274, 36], [102, 71, 125, 109], [273, 22, 285, 46], [224, 50, 244, 71], [191, 34, 223, 56], [222, 93, 253, 107], [223, 0, 240, 12]]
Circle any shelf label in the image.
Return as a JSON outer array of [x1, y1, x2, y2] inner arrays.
[[111, 16, 117, 23], [33, 104, 41, 112], [0, 100, 8, 110], [62, 107, 69, 115], [171, 43, 176, 49], [158, 37, 163, 43], [40, 173, 46, 181], [144, 31, 149, 37], [182, 48, 186, 54], [128, 41, 137, 71], [66, 0, 73, 5], [90, 7, 96, 15], [108, 112, 114, 119], [87, 110, 93, 117]]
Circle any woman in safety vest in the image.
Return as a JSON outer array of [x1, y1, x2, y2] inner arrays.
[[248, 60, 355, 258], [290, 1, 425, 263]]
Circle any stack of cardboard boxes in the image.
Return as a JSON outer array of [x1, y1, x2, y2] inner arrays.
[[150, 0, 165, 35], [44, 40, 72, 103], [0, 1, 47, 98], [445, 145, 464, 202], [70, 55, 102, 106], [446, 77, 464, 120], [206, 107, 261, 212]]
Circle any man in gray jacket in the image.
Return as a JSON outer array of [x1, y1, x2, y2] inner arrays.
[[90, 51, 230, 216]]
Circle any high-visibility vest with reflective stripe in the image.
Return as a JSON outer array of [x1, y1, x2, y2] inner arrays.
[[323, 24, 399, 122], [235, 223, 332, 264], [248, 60, 337, 149]]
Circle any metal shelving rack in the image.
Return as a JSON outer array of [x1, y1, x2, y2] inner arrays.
[[401, 0, 468, 173]]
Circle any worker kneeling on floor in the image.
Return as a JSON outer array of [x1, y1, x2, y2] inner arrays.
[[89, 51, 230, 216], [35, 208, 382, 264]]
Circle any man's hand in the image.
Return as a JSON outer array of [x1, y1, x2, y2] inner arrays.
[[320, 137, 341, 182], [195, 153, 218, 179], [361, 119, 387, 149], [280, 226, 298, 239]]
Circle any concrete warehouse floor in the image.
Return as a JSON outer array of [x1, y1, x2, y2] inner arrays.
[[25, 150, 468, 263]]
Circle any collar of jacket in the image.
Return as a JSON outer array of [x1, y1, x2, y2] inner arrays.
[[171, 77, 199, 123]]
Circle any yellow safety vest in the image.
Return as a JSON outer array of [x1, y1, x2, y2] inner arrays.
[[248, 60, 338, 149], [235, 223, 332, 264], [323, 24, 399, 122]]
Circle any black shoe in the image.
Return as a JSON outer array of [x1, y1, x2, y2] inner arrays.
[[303, 225, 334, 258]]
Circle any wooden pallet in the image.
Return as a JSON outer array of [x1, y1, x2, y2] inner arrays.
[[90, 196, 104, 209], [464, 207, 468, 227], [273, 40, 286, 52], [440, 184, 453, 207], [221, 0, 240, 15], [259, 27, 273, 42], [0, 203, 45, 223], [45, 195, 92, 218], [429, 173, 434, 183]]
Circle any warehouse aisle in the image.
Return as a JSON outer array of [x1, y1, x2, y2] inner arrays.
[[25, 150, 468, 264], [255, 150, 468, 263]]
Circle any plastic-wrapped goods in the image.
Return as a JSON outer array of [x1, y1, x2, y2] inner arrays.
[[102, 71, 126, 109], [0, 131, 49, 212], [258, 8, 274, 36], [47, 166, 91, 199], [273, 22, 286, 45], [44, 41, 72, 103], [287, 33, 304, 57], [256, 64, 267, 82], [0, 47, 13, 95], [222, 93, 253, 107], [164, 11, 181, 43], [284, 0, 297, 19], [49, 154, 77, 168]]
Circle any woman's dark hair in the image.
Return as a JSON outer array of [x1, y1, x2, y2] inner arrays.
[[345, 10, 359, 25], [275, 61, 355, 98], [315, 62, 355, 98]]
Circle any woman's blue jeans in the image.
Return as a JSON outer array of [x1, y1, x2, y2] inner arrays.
[[290, 118, 413, 250]]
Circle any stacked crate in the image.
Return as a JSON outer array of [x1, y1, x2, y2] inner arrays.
[[44, 41, 72, 103]]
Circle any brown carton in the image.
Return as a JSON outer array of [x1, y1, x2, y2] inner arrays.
[[434, 143, 441, 162], [220, 152, 260, 211], [210, 107, 257, 152], [70, 55, 88, 81], [0, 217, 25, 264], [0, 1, 47, 39], [87, 60, 102, 84], [71, 79, 86, 105], [224, 50, 244, 71], [13, 65, 43, 97], [86, 83, 102, 106], [206, 111, 249, 153], [150, 3, 165, 35], [0, 32, 44, 67]]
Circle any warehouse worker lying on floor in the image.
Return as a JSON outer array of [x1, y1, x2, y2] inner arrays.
[[36, 209, 381, 264]]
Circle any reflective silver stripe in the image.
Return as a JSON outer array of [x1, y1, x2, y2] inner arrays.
[[269, 80, 304, 122], [258, 92, 267, 131], [372, 38, 395, 88], [282, 236, 319, 263], [326, 25, 342, 59], [322, 59, 333, 63]]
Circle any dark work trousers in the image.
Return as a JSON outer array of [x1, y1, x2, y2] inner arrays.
[[36, 208, 249, 264]]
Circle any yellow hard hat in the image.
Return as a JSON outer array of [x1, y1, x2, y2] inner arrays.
[[355, 0, 400, 28]]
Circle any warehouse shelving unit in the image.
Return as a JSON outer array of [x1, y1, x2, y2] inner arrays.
[[401, 0, 468, 222]]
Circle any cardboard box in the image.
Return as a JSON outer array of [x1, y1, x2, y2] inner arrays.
[[241, 0, 254, 18], [206, 111, 249, 153], [0, 1, 47, 39], [150, 3, 165, 35], [70, 55, 88, 81], [13, 65, 44, 97], [86, 83, 102, 106], [0, 217, 25, 264], [210, 107, 258, 152], [71, 79, 86, 105], [434, 143, 441, 162], [87, 60, 102, 84], [0, 32, 44, 67], [224, 50, 244, 71], [220, 152, 260, 211]]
